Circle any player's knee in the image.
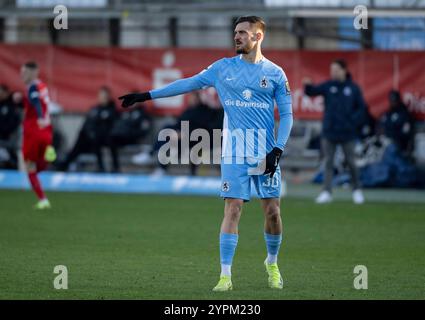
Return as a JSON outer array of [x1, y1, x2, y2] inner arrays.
[[225, 200, 243, 221], [265, 204, 281, 223]]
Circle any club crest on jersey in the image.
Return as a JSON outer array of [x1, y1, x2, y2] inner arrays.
[[222, 181, 230, 192], [260, 76, 268, 88]]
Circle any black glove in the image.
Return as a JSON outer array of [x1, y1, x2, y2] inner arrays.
[[264, 147, 283, 178], [118, 92, 151, 108]]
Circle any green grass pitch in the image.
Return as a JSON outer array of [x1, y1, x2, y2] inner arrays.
[[0, 189, 424, 299]]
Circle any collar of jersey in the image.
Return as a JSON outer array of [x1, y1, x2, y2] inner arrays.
[[239, 54, 265, 65]]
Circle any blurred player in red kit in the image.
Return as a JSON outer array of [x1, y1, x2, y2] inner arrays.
[[21, 61, 56, 209]]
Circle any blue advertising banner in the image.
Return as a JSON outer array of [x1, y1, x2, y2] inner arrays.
[[0, 170, 223, 197]]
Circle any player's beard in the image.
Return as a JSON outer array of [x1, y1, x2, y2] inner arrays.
[[235, 42, 254, 54], [236, 47, 249, 54]]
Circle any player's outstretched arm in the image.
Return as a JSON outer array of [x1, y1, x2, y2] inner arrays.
[[119, 92, 151, 108], [119, 77, 203, 108], [119, 61, 219, 108]]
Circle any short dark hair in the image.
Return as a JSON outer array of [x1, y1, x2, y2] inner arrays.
[[332, 59, 347, 70], [23, 61, 38, 70], [234, 16, 266, 33]]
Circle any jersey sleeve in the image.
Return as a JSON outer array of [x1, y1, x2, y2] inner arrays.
[[274, 69, 293, 151], [28, 84, 43, 119], [149, 60, 220, 99]]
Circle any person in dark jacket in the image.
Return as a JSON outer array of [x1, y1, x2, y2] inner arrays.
[[0, 84, 23, 169], [378, 90, 413, 153], [57, 86, 119, 172], [304, 59, 366, 204]]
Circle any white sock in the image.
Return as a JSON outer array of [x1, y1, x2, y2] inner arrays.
[[267, 254, 278, 264], [220, 264, 231, 277]]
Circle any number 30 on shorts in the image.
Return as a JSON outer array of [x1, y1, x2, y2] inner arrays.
[[262, 174, 280, 188]]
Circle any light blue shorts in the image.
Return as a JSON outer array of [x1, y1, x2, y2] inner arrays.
[[220, 157, 281, 201]]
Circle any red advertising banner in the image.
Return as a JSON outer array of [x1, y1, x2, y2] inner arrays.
[[0, 44, 424, 120]]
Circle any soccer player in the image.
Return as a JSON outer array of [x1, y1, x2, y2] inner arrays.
[[21, 61, 56, 209], [119, 16, 293, 291]]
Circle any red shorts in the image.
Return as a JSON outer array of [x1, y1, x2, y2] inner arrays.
[[23, 128, 52, 172]]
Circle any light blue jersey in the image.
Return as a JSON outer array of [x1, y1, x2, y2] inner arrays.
[[150, 55, 293, 163]]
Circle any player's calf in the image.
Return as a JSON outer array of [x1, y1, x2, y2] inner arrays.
[[26, 161, 50, 209]]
